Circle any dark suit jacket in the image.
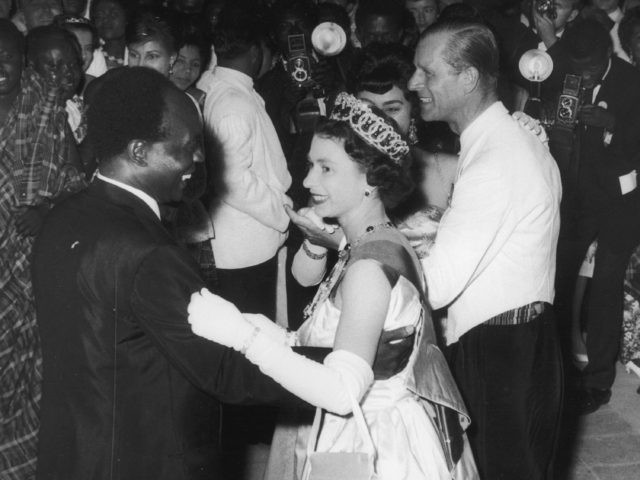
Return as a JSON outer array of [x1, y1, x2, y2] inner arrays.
[[573, 57, 640, 247], [579, 57, 640, 205], [32, 180, 292, 480]]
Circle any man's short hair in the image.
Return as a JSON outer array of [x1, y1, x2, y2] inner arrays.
[[87, 67, 174, 164], [212, 1, 266, 60], [424, 19, 499, 90], [355, 0, 405, 29], [562, 18, 612, 61], [271, 0, 318, 27], [26, 25, 82, 66]]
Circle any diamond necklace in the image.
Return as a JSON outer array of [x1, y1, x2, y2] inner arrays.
[[344, 220, 394, 252], [302, 220, 394, 321]]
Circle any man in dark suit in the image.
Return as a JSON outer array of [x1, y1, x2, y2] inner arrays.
[[31, 67, 292, 480], [559, 19, 640, 414], [31, 67, 412, 480]]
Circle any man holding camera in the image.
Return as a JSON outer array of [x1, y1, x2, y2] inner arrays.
[[559, 19, 640, 414]]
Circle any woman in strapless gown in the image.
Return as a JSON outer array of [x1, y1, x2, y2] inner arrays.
[[187, 94, 477, 479]]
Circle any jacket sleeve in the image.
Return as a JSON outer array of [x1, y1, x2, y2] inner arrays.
[[130, 244, 297, 405]]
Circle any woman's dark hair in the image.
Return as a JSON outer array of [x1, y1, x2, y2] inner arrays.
[[173, 12, 211, 64], [179, 32, 211, 71], [314, 109, 414, 209], [125, 8, 178, 54], [348, 42, 417, 111], [54, 14, 99, 50], [619, 7, 640, 59]]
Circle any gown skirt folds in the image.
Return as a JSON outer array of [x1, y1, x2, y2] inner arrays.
[[265, 230, 478, 480]]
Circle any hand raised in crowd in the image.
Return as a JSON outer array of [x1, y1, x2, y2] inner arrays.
[[532, 5, 558, 49], [15, 205, 48, 237], [578, 104, 616, 130], [285, 204, 343, 250]]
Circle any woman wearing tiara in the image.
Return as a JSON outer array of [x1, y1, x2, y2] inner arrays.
[[187, 93, 478, 479]]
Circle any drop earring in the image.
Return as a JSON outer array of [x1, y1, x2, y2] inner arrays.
[[408, 118, 418, 146]]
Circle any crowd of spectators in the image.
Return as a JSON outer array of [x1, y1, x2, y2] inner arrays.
[[2, 0, 640, 479]]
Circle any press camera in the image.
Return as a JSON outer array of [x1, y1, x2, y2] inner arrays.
[[536, 0, 557, 20]]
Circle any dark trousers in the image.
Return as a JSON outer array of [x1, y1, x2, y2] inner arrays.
[[215, 256, 279, 476], [582, 204, 640, 390], [448, 309, 563, 480], [216, 255, 278, 319]]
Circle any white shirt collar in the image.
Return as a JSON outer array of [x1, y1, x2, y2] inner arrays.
[[95, 172, 161, 220], [460, 102, 506, 153], [213, 66, 254, 90], [609, 7, 623, 24]]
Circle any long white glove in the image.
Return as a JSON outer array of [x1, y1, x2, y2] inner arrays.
[[188, 289, 373, 415], [244, 313, 298, 346]]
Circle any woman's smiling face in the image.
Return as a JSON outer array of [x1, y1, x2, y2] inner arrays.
[[303, 134, 368, 221]]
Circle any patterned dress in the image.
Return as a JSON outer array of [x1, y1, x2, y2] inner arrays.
[[622, 245, 640, 373], [0, 69, 85, 479]]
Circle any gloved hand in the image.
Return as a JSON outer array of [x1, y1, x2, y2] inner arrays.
[[188, 288, 254, 351]]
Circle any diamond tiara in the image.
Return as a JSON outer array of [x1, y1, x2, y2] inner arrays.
[[329, 92, 410, 164]]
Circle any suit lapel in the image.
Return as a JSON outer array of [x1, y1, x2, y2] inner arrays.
[[87, 179, 172, 241]]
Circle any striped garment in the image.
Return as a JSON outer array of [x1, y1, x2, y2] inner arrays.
[[0, 68, 85, 480]]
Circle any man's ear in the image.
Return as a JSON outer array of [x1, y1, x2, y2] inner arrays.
[[461, 65, 480, 94], [126, 139, 148, 167], [567, 8, 579, 25], [249, 43, 261, 62]]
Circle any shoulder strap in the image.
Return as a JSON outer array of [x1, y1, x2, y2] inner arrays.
[[349, 230, 424, 294]]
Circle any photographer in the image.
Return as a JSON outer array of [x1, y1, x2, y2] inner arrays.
[[557, 18, 640, 414], [257, 0, 352, 329], [516, 0, 582, 102], [257, 0, 349, 198]]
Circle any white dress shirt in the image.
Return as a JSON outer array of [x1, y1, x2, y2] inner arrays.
[[422, 102, 562, 344], [95, 172, 161, 220], [199, 66, 292, 269], [609, 8, 632, 63]]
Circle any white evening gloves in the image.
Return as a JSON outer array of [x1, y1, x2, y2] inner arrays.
[[188, 289, 374, 415]]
